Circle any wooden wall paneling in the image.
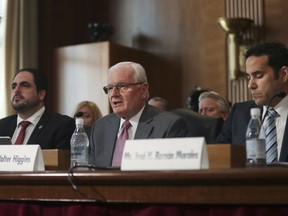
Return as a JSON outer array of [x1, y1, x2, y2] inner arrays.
[[198, 1, 227, 97], [38, 0, 110, 111], [107, 0, 226, 107], [39, 0, 232, 109], [264, 0, 288, 45]]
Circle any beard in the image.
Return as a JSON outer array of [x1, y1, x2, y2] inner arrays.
[[12, 97, 40, 114]]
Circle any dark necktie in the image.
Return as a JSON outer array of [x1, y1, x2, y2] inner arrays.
[[112, 120, 131, 167], [265, 108, 278, 163], [14, 121, 31, 144]]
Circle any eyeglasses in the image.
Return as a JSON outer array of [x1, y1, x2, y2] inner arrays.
[[103, 82, 144, 94]]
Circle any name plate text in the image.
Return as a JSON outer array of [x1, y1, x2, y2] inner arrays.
[[121, 137, 208, 171], [0, 145, 45, 171]]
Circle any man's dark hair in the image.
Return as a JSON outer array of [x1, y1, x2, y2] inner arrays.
[[245, 42, 288, 78], [14, 68, 48, 100]]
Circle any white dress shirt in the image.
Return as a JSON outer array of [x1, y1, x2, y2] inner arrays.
[[12, 106, 45, 145], [118, 105, 145, 140], [262, 95, 288, 159]]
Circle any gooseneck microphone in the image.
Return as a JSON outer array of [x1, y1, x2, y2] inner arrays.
[[74, 111, 84, 118], [260, 91, 287, 126]]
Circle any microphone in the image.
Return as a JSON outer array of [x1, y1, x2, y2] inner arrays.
[[261, 91, 286, 126], [74, 111, 84, 118]]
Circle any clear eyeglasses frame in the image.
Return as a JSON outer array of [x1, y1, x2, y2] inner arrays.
[[103, 82, 144, 94]]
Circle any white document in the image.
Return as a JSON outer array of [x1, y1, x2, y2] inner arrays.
[[0, 145, 45, 171], [121, 137, 208, 171]]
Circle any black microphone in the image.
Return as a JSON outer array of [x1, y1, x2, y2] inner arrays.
[[261, 92, 286, 126], [74, 111, 84, 118]]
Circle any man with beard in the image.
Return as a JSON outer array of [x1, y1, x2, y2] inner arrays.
[[0, 68, 75, 149]]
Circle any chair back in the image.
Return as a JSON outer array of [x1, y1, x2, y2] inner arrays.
[[84, 125, 92, 140], [170, 108, 223, 143]]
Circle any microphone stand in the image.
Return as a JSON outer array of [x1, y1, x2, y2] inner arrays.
[[260, 92, 286, 127], [258, 92, 286, 166]]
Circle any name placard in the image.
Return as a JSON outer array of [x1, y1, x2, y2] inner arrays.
[[0, 145, 45, 171], [121, 137, 208, 171]]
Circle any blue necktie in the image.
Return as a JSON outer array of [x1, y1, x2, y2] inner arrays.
[[265, 108, 278, 163]]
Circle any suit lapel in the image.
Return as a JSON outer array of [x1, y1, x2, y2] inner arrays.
[[7, 117, 17, 137], [28, 111, 49, 144], [105, 116, 120, 163], [135, 105, 155, 139], [135, 119, 154, 139]]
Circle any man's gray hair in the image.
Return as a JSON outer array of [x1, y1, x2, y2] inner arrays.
[[199, 91, 230, 113]]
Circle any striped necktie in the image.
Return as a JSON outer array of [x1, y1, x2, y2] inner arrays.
[[265, 108, 278, 163]]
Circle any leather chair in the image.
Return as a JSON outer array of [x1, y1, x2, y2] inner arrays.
[[170, 108, 224, 144]]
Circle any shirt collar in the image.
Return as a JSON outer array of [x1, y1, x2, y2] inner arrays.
[[263, 95, 288, 118], [17, 106, 45, 127], [119, 105, 145, 128]]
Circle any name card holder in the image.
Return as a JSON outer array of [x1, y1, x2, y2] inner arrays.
[[121, 137, 208, 171], [42, 149, 70, 170], [0, 145, 45, 171], [207, 144, 245, 169]]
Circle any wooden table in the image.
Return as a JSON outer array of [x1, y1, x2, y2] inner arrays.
[[0, 167, 287, 204]]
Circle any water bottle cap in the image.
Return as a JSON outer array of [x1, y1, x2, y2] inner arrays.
[[250, 107, 261, 117], [75, 118, 84, 126]]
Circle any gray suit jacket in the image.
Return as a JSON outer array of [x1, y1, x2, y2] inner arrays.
[[88, 104, 189, 167]]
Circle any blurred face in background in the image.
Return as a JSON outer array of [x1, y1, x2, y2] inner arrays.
[[148, 100, 167, 111], [78, 105, 95, 126], [199, 98, 228, 121]]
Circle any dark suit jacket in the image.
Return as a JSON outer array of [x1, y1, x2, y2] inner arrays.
[[88, 104, 189, 167], [214, 100, 288, 162], [0, 110, 75, 149]]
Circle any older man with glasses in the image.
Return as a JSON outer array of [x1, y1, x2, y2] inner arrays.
[[88, 61, 188, 168]]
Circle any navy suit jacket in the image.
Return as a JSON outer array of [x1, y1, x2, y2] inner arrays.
[[214, 100, 288, 162], [88, 104, 189, 167], [0, 110, 75, 149]]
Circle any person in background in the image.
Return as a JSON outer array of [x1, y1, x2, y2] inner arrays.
[[187, 86, 209, 112], [89, 61, 188, 167], [72, 101, 102, 126], [214, 42, 288, 162], [148, 97, 169, 111], [0, 68, 75, 149], [198, 91, 230, 123]]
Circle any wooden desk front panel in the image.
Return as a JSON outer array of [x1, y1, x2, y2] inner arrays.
[[0, 168, 287, 204]]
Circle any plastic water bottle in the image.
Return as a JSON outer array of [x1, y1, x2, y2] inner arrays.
[[245, 107, 266, 167], [70, 118, 89, 168]]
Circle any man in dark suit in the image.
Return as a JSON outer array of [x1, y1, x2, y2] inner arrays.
[[215, 42, 288, 162], [88, 62, 188, 167], [0, 68, 75, 149]]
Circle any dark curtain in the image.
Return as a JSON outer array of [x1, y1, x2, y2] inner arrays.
[[0, 201, 288, 216]]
